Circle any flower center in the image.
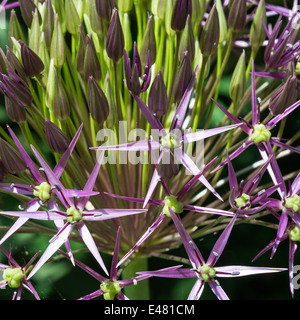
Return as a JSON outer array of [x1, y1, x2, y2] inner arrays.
[[3, 267, 24, 288], [100, 280, 121, 300], [251, 123, 271, 144], [66, 206, 83, 223], [161, 133, 180, 149], [235, 193, 251, 209], [163, 195, 184, 217], [288, 225, 300, 242], [199, 264, 216, 282], [285, 194, 300, 212], [33, 182, 51, 201]]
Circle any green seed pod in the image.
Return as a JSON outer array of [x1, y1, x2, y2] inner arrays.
[[229, 50, 246, 103]]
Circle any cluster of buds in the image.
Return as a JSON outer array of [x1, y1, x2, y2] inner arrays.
[[0, 0, 299, 301]]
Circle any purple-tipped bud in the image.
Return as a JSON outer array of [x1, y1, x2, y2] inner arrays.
[[53, 69, 70, 120], [140, 14, 156, 67], [6, 46, 28, 82], [45, 119, 70, 154], [0, 72, 33, 108], [124, 42, 151, 95], [199, 4, 219, 57], [173, 50, 192, 103], [0, 138, 26, 174], [76, 23, 86, 74], [148, 71, 168, 116], [178, 15, 195, 62], [20, 41, 44, 78], [171, 0, 192, 31], [43, 0, 55, 49], [95, 0, 113, 21], [5, 96, 27, 123], [88, 76, 110, 125], [228, 0, 246, 32], [249, 0, 266, 53], [83, 34, 102, 82], [19, 0, 42, 28], [158, 152, 179, 179], [269, 75, 297, 116], [106, 10, 125, 62]]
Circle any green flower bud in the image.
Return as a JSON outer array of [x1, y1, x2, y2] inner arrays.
[[3, 267, 24, 288], [118, 0, 133, 12], [8, 10, 26, 49], [199, 4, 219, 57], [229, 50, 246, 103], [228, 0, 246, 32], [19, 0, 42, 29], [50, 14, 66, 67], [165, 0, 176, 36], [216, 0, 228, 43], [5, 96, 27, 123], [140, 14, 156, 67], [83, 34, 102, 82], [178, 15, 195, 62], [65, 0, 80, 35], [28, 9, 41, 55], [103, 72, 117, 128], [43, 0, 55, 50], [250, 0, 267, 54]]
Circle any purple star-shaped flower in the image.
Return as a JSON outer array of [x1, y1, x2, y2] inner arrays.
[[57, 227, 166, 300], [21, 147, 148, 278], [0, 245, 41, 300], [212, 59, 300, 176], [138, 211, 287, 300], [92, 65, 241, 202]]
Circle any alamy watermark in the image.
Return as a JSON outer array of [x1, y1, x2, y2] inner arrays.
[[293, 265, 300, 290], [0, 0, 7, 30], [95, 121, 204, 176]]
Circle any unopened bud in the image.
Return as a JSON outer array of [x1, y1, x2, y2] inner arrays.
[[0, 138, 26, 174], [83, 34, 102, 82], [117, 0, 133, 13], [96, 0, 113, 21], [178, 15, 195, 62], [173, 50, 192, 103], [140, 14, 156, 67], [228, 0, 246, 32], [88, 76, 110, 125], [50, 14, 66, 67], [5, 96, 26, 123], [45, 119, 70, 154], [106, 10, 125, 62], [8, 10, 26, 49], [250, 0, 267, 53], [65, 0, 80, 35], [20, 41, 44, 78], [43, 0, 55, 50], [199, 4, 219, 57], [229, 51, 246, 103], [19, 0, 42, 28], [171, 0, 192, 32], [103, 72, 117, 128], [269, 75, 297, 116], [148, 71, 168, 116]]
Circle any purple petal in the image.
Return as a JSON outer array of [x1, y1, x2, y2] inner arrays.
[[188, 279, 204, 300], [91, 139, 160, 152], [53, 124, 83, 178], [27, 223, 73, 279], [207, 214, 237, 266], [226, 149, 238, 192], [209, 280, 229, 300], [270, 138, 300, 154], [215, 265, 287, 277], [183, 204, 236, 217], [0, 210, 65, 220], [170, 65, 199, 131], [83, 208, 147, 221], [271, 211, 288, 259], [137, 266, 195, 278], [173, 148, 223, 201], [169, 209, 204, 268], [117, 212, 165, 268], [77, 221, 109, 276], [0, 183, 34, 195], [7, 125, 43, 183]]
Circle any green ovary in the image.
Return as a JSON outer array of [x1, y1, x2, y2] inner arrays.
[[285, 194, 300, 212], [163, 195, 184, 217], [251, 124, 271, 143], [161, 133, 179, 149], [3, 267, 24, 288], [289, 225, 300, 242], [100, 280, 121, 300], [66, 206, 83, 223], [200, 264, 216, 282], [235, 193, 251, 209], [33, 182, 51, 201]]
